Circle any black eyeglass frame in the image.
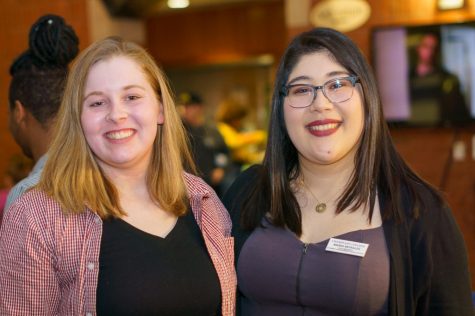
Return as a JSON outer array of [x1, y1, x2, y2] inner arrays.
[[281, 75, 359, 108]]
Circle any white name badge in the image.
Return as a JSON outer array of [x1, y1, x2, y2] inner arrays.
[[325, 238, 369, 257]]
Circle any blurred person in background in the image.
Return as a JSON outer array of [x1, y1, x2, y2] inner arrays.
[[215, 98, 266, 170], [178, 91, 233, 197], [4, 14, 79, 211], [409, 32, 469, 126]]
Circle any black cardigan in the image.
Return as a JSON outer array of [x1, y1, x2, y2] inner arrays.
[[223, 165, 474, 316]]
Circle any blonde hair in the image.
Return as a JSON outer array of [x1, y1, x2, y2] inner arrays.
[[38, 36, 195, 218]]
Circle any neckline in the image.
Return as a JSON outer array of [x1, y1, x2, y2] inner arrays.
[[114, 216, 181, 240], [302, 225, 384, 246], [261, 217, 384, 246]]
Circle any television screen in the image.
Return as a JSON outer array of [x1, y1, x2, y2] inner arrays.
[[372, 22, 475, 126]]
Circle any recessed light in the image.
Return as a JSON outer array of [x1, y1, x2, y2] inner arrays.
[[437, 0, 465, 10], [167, 0, 190, 9]]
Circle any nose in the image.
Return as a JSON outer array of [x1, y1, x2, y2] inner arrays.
[[309, 86, 332, 112], [106, 99, 128, 122]]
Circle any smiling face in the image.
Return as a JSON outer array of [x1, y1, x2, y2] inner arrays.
[[81, 55, 164, 174], [283, 51, 364, 168]]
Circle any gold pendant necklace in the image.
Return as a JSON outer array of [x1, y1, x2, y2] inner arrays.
[[301, 178, 327, 213], [315, 202, 327, 213]]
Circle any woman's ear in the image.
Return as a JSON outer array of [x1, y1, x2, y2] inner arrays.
[[13, 100, 28, 125]]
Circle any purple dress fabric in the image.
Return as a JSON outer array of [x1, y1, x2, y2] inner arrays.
[[237, 218, 390, 315]]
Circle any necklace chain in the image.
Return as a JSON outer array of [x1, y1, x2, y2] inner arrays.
[[301, 177, 327, 213]]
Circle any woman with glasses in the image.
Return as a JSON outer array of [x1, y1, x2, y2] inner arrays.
[[223, 27, 473, 315]]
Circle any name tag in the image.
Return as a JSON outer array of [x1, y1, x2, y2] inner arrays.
[[325, 238, 369, 257]]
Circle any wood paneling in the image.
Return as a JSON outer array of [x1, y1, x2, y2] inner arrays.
[[391, 126, 475, 290], [145, 1, 287, 67]]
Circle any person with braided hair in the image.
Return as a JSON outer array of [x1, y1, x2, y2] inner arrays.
[[4, 14, 79, 212]]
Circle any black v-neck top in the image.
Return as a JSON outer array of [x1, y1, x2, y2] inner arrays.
[[96, 209, 221, 316]]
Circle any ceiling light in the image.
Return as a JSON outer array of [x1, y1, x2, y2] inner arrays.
[[437, 0, 464, 10], [167, 0, 190, 9]]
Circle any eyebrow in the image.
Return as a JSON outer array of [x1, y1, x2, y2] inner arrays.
[[83, 85, 147, 101], [287, 71, 350, 85]]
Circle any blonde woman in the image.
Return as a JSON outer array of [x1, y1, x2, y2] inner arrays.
[[0, 37, 236, 316]]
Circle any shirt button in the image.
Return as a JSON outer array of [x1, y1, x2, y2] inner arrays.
[[94, 217, 101, 224], [87, 262, 95, 270], [86, 313, 93, 316]]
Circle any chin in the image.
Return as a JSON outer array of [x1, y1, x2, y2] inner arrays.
[[316, 159, 338, 166], [312, 152, 346, 165]]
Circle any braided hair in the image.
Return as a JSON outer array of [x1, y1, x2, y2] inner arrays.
[[8, 14, 79, 126]]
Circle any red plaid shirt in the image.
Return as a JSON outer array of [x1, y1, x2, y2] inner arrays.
[[0, 173, 236, 316]]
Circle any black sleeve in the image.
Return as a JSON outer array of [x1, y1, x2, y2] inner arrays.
[[412, 200, 474, 315], [222, 165, 262, 262]]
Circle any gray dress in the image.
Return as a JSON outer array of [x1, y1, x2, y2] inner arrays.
[[237, 218, 390, 315]]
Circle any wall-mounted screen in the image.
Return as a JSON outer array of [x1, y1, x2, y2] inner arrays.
[[372, 22, 475, 127]]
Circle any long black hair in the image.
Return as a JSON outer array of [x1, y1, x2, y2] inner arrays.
[[240, 27, 444, 235], [8, 14, 79, 126]]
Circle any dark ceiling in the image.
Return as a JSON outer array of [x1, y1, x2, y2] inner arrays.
[[102, 0, 275, 18], [102, 0, 157, 17]]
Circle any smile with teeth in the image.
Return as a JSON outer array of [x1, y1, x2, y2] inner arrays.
[[308, 123, 339, 131], [106, 129, 134, 140]]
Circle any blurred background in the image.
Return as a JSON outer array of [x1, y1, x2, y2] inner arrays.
[[0, 0, 474, 289]]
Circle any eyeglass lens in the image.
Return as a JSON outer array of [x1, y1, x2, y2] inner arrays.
[[286, 77, 356, 108]]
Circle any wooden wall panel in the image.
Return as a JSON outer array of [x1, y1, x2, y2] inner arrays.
[[145, 1, 287, 67], [0, 0, 90, 185], [391, 126, 475, 290]]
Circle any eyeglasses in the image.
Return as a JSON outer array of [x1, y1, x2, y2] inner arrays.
[[282, 76, 359, 108]]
